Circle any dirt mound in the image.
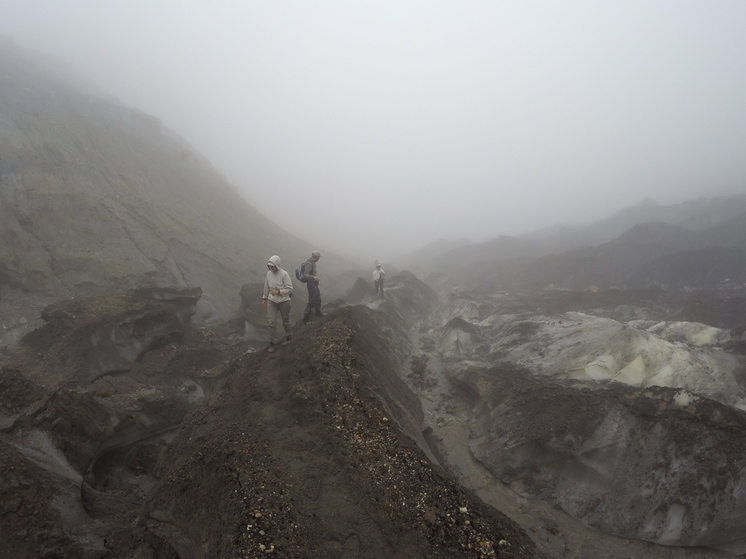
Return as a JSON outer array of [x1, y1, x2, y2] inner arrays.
[[131, 307, 540, 558], [346, 276, 376, 304]]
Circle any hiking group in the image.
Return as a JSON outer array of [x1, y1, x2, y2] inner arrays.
[[262, 251, 390, 352], [261, 250, 326, 353]]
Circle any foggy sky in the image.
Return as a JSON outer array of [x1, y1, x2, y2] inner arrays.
[[2, 1, 746, 264]]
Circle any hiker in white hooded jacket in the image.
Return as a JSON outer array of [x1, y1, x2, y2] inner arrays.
[[262, 255, 293, 352]]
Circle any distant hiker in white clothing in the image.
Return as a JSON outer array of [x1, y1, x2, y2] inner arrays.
[[372, 264, 385, 299], [262, 255, 293, 353]]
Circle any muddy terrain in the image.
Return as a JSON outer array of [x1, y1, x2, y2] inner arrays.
[[0, 285, 540, 559], [4, 272, 746, 558]]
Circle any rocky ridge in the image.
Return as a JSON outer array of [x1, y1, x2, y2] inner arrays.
[[0, 284, 541, 559]]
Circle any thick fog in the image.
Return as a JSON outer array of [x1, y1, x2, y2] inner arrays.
[[2, 1, 746, 263]]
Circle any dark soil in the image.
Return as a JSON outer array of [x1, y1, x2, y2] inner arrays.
[[4, 280, 744, 558], [0, 292, 542, 559], [128, 307, 540, 558]]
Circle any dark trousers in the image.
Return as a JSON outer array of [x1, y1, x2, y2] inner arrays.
[[304, 282, 321, 318], [375, 278, 384, 298]]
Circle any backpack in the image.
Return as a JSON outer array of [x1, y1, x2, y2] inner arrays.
[[295, 262, 307, 283]]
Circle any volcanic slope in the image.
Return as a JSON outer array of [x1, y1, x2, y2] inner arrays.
[[0, 38, 358, 346]]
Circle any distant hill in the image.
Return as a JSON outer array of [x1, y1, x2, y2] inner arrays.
[[405, 195, 746, 292], [0, 39, 359, 346], [408, 235, 546, 287], [517, 221, 696, 291], [504, 212, 746, 292], [525, 195, 746, 251]]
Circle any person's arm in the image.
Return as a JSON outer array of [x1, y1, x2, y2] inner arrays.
[[262, 277, 269, 307], [280, 271, 293, 296]]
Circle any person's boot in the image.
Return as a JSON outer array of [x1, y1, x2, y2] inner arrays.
[[282, 335, 292, 345], [302, 314, 310, 325], [267, 343, 276, 353]]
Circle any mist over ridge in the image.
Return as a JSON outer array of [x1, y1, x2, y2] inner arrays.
[[0, 38, 360, 345], [0, 2, 744, 263]]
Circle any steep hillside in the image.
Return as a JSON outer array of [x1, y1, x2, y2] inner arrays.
[[399, 237, 473, 276], [0, 38, 359, 346]]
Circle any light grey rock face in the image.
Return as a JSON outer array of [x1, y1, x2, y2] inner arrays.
[[387, 274, 746, 554], [442, 308, 745, 410], [628, 319, 732, 347], [465, 367, 746, 553]]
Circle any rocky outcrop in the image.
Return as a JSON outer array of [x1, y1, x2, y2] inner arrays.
[[346, 276, 376, 304], [396, 273, 746, 555], [0, 287, 244, 558], [467, 366, 746, 553], [14, 287, 202, 388], [445, 312, 744, 409]]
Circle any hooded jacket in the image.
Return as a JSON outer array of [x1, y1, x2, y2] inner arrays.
[[372, 266, 385, 281], [263, 255, 293, 303]]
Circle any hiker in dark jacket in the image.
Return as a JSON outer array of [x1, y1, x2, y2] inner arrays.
[[302, 250, 325, 324]]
